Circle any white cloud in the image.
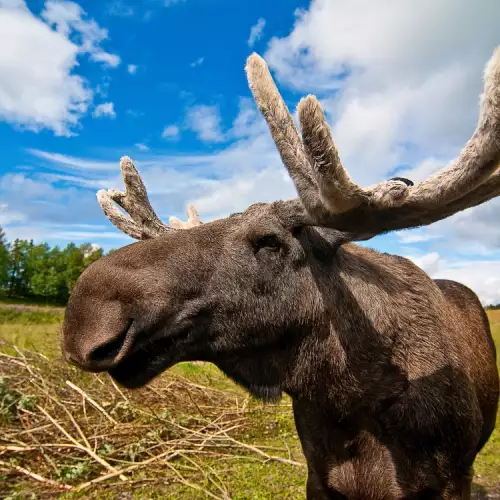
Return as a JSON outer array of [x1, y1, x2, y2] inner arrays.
[[398, 231, 442, 244], [248, 18, 265, 48], [0, 1, 90, 135], [0, 203, 26, 226], [162, 124, 180, 140], [126, 109, 144, 118], [127, 64, 138, 74], [91, 51, 120, 67], [193, 164, 295, 217], [260, 0, 500, 258], [230, 97, 266, 139], [0, 0, 119, 136], [265, 0, 499, 187], [406, 252, 442, 276], [409, 198, 500, 256], [42, 1, 120, 68], [28, 149, 117, 171], [92, 102, 116, 119], [7, 0, 500, 292], [4, 224, 131, 246], [18, 98, 289, 232], [190, 57, 204, 68], [406, 252, 500, 306], [186, 105, 225, 143], [135, 143, 149, 151]]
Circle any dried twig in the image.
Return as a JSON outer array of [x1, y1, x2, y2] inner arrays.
[[65, 380, 118, 424], [1, 341, 305, 498], [75, 450, 179, 491], [36, 405, 128, 481], [0, 459, 72, 491]]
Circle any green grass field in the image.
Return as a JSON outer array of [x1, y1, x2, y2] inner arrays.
[[0, 305, 498, 498]]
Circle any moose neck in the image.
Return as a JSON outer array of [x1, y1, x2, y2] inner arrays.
[[215, 242, 410, 418]]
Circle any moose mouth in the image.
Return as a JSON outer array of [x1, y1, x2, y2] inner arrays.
[[106, 324, 192, 389], [108, 337, 180, 389]]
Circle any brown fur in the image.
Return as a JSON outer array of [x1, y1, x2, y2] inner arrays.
[[61, 202, 499, 499]]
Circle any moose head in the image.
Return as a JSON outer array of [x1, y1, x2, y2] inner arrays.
[[61, 49, 500, 497]]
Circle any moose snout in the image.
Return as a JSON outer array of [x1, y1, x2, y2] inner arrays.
[[62, 295, 135, 372]]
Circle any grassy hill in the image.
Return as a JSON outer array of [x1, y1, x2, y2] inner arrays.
[[0, 305, 498, 498]]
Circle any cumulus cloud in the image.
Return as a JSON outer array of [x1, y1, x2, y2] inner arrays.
[[0, 0, 119, 135], [162, 124, 180, 140], [0, 203, 25, 226], [0, 2, 89, 135], [186, 105, 225, 143], [406, 252, 500, 306], [92, 102, 116, 118], [265, 0, 499, 185], [9, 97, 288, 246], [135, 143, 149, 151], [248, 18, 265, 48], [260, 0, 500, 267], [41, 1, 121, 68], [127, 64, 138, 74]]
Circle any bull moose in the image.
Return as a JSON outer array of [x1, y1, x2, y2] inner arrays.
[[61, 48, 500, 498]]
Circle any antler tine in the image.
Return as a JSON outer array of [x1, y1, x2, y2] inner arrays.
[[297, 95, 411, 213], [245, 54, 328, 219], [169, 204, 202, 229], [97, 189, 145, 240], [246, 54, 412, 220], [97, 157, 202, 240]]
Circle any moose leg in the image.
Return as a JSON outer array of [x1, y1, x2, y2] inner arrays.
[[459, 468, 473, 500], [441, 469, 473, 500]]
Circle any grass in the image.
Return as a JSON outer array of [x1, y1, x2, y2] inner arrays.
[[0, 306, 498, 498], [0, 307, 64, 325], [475, 309, 500, 487], [0, 296, 66, 308]]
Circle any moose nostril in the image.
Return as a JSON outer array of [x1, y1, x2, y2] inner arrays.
[[87, 322, 131, 365]]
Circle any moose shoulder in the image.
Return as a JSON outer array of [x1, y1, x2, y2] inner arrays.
[[61, 48, 500, 499]]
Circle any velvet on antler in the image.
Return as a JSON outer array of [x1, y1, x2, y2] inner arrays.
[[97, 157, 202, 240], [245, 47, 500, 240], [97, 47, 500, 243]]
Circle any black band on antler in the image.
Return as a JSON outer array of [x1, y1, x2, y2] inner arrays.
[[389, 177, 414, 187]]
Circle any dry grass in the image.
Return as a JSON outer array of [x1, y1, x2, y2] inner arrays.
[[0, 306, 499, 498], [0, 338, 305, 499]]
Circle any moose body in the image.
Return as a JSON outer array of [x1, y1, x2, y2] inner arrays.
[[62, 48, 500, 498]]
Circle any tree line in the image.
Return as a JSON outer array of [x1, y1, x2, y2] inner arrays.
[[0, 226, 110, 305]]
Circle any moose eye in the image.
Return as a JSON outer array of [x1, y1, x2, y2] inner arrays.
[[254, 234, 281, 252]]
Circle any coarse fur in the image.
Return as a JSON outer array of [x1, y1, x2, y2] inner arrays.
[[62, 202, 499, 499]]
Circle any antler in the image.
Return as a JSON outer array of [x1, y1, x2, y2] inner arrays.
[[246, 47, 500, 240], [98, 48, 500, 243], [97, 156, 202, 240]]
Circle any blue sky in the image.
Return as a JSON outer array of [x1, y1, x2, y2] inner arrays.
[[1, 0, 500, 303]]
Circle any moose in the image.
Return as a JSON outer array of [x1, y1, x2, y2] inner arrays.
[[61, 48, 500, 498]]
